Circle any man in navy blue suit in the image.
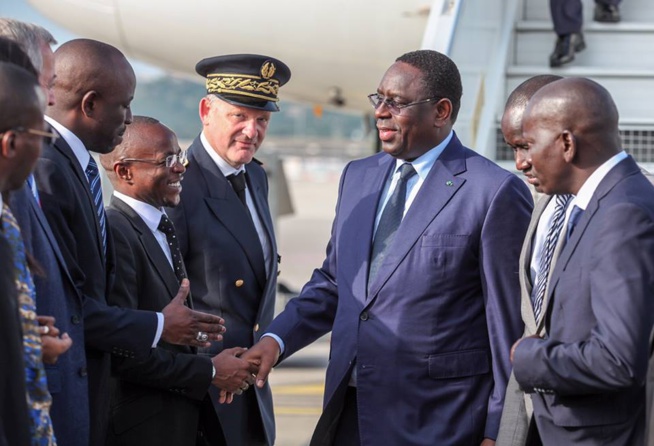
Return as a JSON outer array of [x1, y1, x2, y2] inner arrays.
[[244, 49, 532, 445], [512, 77, 654, 445]]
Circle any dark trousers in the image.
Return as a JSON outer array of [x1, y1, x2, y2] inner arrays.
[[550, 0, 622, 35], [311, 386, 360, 446]]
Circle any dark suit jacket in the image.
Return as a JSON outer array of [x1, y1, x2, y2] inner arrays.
[[267, 134, 532, 444], [513, 156, 654, 445], [0, 232, 30, 446], [167, 136, 278, 445], [9, 184, 90, 445], [34, 133, 158, 445], [105, 196, 216, 445], [647, 328, 654, 446]]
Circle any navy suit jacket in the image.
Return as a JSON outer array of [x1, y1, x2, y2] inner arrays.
[[267, 134, 531, 444], [167, 137, 278, 445], [105, 196, 216, 445], [34, 133, 158, 445], [9, 184, 89, 445], [513, 156, 654, 445]]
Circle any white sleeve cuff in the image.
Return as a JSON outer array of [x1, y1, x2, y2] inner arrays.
[[152, 312, 164, 347], [261, 333, 285, 355]]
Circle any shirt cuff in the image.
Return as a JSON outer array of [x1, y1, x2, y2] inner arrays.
[[152, 312, 164, 348], [261, 333, 284, 355]]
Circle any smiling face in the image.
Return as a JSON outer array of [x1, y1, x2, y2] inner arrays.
[[199, 95, 271, 168], [119, 122, 185, 208], [374, 62, 443, 161]]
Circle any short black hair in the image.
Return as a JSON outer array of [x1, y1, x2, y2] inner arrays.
[[396, 50, 462, 123]]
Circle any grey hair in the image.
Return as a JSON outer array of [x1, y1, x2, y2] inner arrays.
[[0, 18, 57, 73]]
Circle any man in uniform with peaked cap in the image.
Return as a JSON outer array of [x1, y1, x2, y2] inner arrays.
[[167, 54, 290, 445]]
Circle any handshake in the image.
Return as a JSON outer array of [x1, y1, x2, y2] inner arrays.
[[209, 337, 281, 404]]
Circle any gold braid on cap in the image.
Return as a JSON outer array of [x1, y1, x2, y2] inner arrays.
[[206, 73, 280, 102]]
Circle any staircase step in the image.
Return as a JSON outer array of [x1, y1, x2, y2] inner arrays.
[[513, 25, 654, 69], [523, 0, 654, 22], [506, 66, 654, 123]]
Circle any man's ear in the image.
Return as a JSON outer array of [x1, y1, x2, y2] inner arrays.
[[81, 90, 99, 117], [0, 131, 16, 160], [561, 130, 577, 164], [433, 98, 453, 128], [115, 162, 132, 181], [199, 97, 212, 125]]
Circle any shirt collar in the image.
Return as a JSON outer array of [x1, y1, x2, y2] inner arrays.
[[200, 132, 246, 177], [113, 191, 166, 233], [571, 150, 628, 211], [393, 130, 453, 179], [45, 115, 91, 170]]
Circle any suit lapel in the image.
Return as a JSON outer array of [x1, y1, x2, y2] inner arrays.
[[52, 136, 105, 260], [546, 157, 641, 312], [189, 143, 267, 289], [28, 192, 82, 302], [367, 137, 468, 299], [110, 197, 180, 299], [521, 195, 552, 334], [344, 157, 394, 304], [245, 167, 276, 276]]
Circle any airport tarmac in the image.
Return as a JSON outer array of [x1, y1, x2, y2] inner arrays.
[[267, 156, 343, 445]]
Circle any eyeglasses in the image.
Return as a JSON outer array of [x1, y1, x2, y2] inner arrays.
[[367, 93, 441, 115], [120, 151, 188, 168], [0, 126, 59, 145]]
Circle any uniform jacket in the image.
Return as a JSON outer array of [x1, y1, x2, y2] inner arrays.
[[267, 134, 532, 445], [167, 136, 278, 445]]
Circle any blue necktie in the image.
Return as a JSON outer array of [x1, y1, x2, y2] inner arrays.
[[369, 163, 417, 285], [531, 194, 571, 323], [566, 205, 583, 242], [85, 157, 107, 256]]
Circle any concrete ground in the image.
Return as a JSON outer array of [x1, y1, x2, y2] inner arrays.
[[269, 156, 343, 445]]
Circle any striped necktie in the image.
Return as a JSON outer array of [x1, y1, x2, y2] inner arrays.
[[85, 157, 107, 256], [532, 194, 571, 323]]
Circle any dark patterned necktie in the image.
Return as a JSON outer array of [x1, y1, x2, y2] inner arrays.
[[369, 163, 417, 285], [157, 214, 187, 283], [531, 194, 571, 322], [227, 171, 248, 208], [85, 157, 107, 256]]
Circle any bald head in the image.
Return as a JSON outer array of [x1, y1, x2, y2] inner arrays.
[[521, 77, 622, 194], [99, 116, 185, 208], [49, 39, 136, 154], [100, 116, 163, 173], [502, 75, 562, 146]]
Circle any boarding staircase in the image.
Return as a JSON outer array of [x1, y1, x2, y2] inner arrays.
[[425, 0, 654, 169]]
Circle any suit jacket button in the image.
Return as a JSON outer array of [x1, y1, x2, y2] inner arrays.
[[360, 312, 369, 321], [71, 315, 81, 324], [235, 279, 244, 287], [79, 367, 87, 377], [254, 323, 260, 332]]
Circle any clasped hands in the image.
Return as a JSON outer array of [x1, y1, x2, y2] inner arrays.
[[215, 336, 281, 404]]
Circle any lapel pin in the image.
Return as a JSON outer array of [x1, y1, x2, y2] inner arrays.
[[446, 180, 453, 186]]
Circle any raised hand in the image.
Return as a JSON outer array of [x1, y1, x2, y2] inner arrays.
[[161, 279, 226, 347]]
